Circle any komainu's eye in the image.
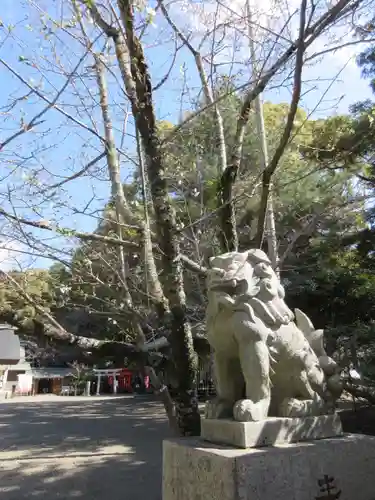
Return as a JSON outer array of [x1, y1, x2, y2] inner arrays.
[[254, 262, 268, 274]]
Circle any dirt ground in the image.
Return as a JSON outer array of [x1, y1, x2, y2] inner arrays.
[[1, 394, 374, 500], [0, 395, 171, 500]]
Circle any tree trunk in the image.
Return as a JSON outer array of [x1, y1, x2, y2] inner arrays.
[[116, 0, 200, 436], [94, 52, 178, 429], [94, 53, 168, 319]]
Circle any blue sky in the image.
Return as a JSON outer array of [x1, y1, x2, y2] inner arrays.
[[0, 0, 373, 270]]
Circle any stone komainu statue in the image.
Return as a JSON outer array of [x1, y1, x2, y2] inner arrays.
[[205, 249, 343, 422]]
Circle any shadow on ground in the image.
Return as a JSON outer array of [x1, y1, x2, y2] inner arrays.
[[0, 396, 171, 500]]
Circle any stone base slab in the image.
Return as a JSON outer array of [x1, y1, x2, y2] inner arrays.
[[163, 434, 375, 500], [201, 413, 343, 448]]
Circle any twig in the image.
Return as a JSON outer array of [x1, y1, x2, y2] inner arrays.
[[41, 152, 107, 192], [160, 1, 227, 175], [255, 0, 307, 248], [0, 207, 208, 276]]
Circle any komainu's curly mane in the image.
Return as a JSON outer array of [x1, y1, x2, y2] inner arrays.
[[207, 250, 294, 328]]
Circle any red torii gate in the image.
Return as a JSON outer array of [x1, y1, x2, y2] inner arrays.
[[108, 368, 133, 392]]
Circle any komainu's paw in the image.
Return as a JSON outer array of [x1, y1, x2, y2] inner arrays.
[[278, 397, 311, 417], [233, 399, 269, 422], [205, 398, 233, 419], [278, 395, 333, 418]]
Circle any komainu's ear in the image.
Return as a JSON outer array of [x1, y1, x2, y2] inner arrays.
[[306, 329, 325, 357], [295, 308, 326, 355]]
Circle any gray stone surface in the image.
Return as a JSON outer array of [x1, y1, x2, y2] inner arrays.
[[0, 324, 20, 364], [201, 414, 343, 448], [163, 434, 375, 500], [0, 395, 170, 500]]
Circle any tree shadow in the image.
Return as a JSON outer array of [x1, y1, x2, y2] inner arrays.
[[0, 396, 171, 499]]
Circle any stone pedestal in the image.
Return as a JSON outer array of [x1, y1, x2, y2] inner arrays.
[[201, 414, 343, 448], [163, 434, 375, 500]]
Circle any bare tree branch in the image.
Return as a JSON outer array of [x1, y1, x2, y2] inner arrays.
[[0, 40, 97, 150], [217, 0, 358, 252], [0, 207, 140, 248], [255, 0, 307, 248], [305, 37, 375, 62], [0, 206, 208, 276], [41, 152, 107, 192], [160, 1, 227, 174]]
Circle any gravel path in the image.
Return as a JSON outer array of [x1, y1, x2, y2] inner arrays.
[[0, 395, 171, 500]]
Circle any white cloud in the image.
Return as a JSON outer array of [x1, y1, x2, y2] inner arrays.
[[164, 0, 370, 70], [168, 0, 285, 35], [166, 0, 301, 59], [166, 0, 269, 68]]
